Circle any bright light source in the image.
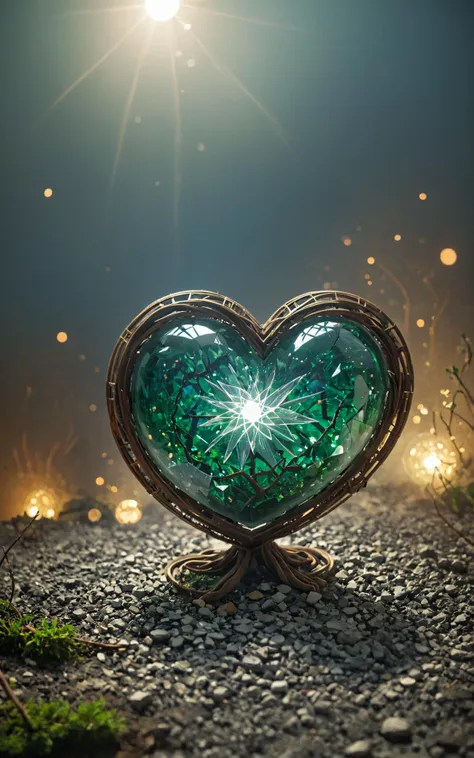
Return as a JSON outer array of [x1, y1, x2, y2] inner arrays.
[[115, 499, 142, 524], [56, 332, 68, 343], [241, 400, 263, 424], [44, 188, 53, 198], [145, 0, 180, 21], [423, 453, 441, 472], [404, 433, 456, 486]]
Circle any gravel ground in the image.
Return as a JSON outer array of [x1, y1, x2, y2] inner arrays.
[[1, 484, 473, 758]]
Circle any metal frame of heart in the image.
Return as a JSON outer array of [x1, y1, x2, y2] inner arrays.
[[107, 290, 414, 600]]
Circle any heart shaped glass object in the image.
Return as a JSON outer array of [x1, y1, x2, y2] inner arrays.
[[131, 316, 387, 528], [108, 291, 413, 547]]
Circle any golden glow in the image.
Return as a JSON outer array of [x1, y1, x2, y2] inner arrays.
[[88, 508, 102, 523], [145, 0, 180, 21], [394, 234, 402, 242], [440, 248, 457, 266], [423, 453, 440, 472], [24, 488, 58, 519], [44, 188, 53, 198], [89, 404, 97, 412], [110, 485, 118, 493], [56, 332, 68, 343], [413, 415, 421, 425], [95, 476, 105, 486], [416, 319, 425, 328], [405, 434, 457, 485], [367, 256, 375, 265], [341, 236, 352, 246], [115, 499, 142, 525], [418, 192, 427, 200]]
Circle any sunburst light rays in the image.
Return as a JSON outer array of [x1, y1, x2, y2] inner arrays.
[[182, 20, 290, 146], [51, 14, 145, 111], [109, 22, 156, 189]]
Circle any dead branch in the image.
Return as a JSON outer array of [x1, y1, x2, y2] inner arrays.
[[0, 669, 33, 730]]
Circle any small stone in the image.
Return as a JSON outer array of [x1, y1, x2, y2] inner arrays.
[[371, 552, 386, 563], [276, 584, 292, 595], [171, 635, 184, 649], [313, 700, 332, 714], [247, 591, 264, 601], [212, 686, 230, 703], [393, 586, 407, 600], [271, 680, 289, 694], [272, 591, 286, 603], [445, 584, 457, 596], [419, 546, 437, 560], [242, 654, 262, 671], [128, 690, 152, 712], [400, 676, 416, 688], [96, 652, 106, 663], [436, 730, 468, 749], [269, 634, 285, 647], [453, 613, 467, 624], [217, 601, 237, 614], [415, 643, 429, 654], [345, 740, 372, 757], [451, 560, 467, 574], [150, 629, 171, 643], [380, 717, 411, 742]]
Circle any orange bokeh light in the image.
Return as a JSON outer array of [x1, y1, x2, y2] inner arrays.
[[440, 248, 457, 266]]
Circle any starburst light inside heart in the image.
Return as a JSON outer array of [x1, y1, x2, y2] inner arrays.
[[130, 316, 389, 528]]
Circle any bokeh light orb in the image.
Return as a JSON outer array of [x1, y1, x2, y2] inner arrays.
[[88, 508, 102, 523], [404, 433, 457, 486], [56, 332, 68, 343], [145, 0, 180, 21], [440, 248, 457, 266], [115, 499, 142, 525], [24, 489, 57, 519]]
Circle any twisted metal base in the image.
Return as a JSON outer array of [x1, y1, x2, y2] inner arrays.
[[165, 541, 334, 602]]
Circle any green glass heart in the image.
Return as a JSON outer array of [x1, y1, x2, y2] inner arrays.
[[130, 314, 389, 528]]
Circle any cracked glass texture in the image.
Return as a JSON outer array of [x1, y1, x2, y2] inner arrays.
[[130, 316, 389, 528]]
